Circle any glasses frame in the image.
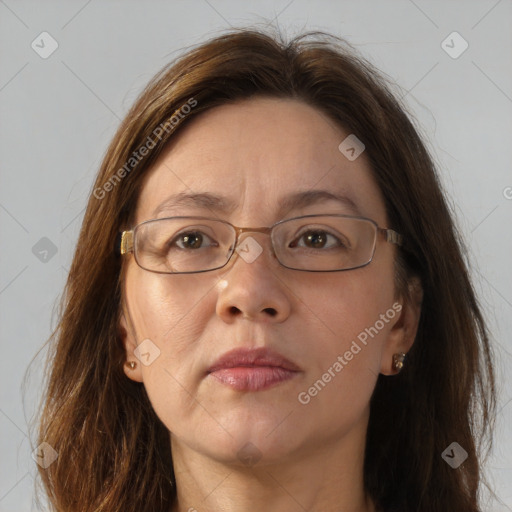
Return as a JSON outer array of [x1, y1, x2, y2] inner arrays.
[[117, 214, 403, 274]]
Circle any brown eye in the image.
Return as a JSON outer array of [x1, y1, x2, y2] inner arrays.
[[170, 231, 217, 250], [178, 232, 205, 249], [303, 231, 328, 249], [290, 229, 344, 250]]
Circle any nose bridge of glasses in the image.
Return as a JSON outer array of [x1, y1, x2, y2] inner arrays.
[[231, 225, 275, 254], [235, 225, 272, 237]]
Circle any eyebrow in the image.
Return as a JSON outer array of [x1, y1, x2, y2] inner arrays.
[[152, 189, 361, 219]]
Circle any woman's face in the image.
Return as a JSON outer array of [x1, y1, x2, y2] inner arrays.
[[120, 97, 412, 466]]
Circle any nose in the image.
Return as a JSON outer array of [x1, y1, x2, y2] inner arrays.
[[215, 232, 292, 323]]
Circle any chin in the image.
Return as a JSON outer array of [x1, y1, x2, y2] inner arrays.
[[201, 415, 310, 467]]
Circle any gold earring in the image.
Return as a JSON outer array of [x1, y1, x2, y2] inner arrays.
[[126, 361, 137, 370], [392, 352, 406, 373]]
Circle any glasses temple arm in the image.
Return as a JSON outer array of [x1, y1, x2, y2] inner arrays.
[[379, 228, 403, 246], [116, 231, 134, 255]]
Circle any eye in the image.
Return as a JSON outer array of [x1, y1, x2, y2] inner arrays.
[[289, 229, 346, 250], [171, 230, 218, 250]]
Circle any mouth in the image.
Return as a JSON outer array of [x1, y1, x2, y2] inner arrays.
[[207, 347, 301, 392], [208, 365, 299, 391]]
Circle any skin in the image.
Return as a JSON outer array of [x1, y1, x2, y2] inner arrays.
[[119, 97, 422, 512]]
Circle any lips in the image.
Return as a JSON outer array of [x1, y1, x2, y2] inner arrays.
[[207, 346, 301, 373], [207, 347, 301, 392]]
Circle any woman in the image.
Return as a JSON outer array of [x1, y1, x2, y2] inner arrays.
[[35, 28, 496, 512]]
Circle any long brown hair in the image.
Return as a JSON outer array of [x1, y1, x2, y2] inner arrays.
[[32, 27, 496, 511]]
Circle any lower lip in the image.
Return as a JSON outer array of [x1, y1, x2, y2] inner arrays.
[[208, 366, 298, 391]]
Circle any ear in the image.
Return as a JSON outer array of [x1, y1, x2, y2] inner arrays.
[[118, 310, 143, 383], [380, 276, 423, 376]]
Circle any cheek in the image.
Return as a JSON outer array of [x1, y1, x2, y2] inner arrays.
[[125, 268, 215, 343], [300, 262, 396, 346], [124, 268, 216, 417], [293, 266, 396, 413]]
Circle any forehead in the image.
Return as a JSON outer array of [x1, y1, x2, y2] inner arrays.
[[134, 97, 388, 225]]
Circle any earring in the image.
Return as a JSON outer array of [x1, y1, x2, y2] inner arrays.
[[392, 352, 406, 373], [126, 361, 137, 370]]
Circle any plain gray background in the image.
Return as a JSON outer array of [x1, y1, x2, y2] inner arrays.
[[1, 0, 511, 510]]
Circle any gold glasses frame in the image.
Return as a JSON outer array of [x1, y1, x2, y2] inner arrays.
[[117, 214, 403, 274]]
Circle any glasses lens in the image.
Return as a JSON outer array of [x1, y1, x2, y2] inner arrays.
[[134, 218, 235, 273], [273, 215, 377, 271], [132, 215, 378, 273]]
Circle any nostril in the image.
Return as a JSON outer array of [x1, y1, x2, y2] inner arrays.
[[227, 306, 277, 317]]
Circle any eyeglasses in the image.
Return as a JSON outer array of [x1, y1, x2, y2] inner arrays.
[[117, 214, 403, 274]]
